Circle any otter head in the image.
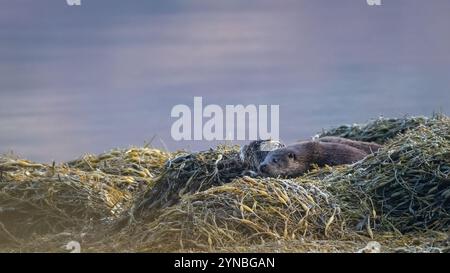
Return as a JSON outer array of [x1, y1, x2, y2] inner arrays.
[[258, 147, 308, 178]]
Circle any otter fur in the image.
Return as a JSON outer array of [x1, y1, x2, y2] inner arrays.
[[259, 137, 381, 178], [317, 136, 381, 154]]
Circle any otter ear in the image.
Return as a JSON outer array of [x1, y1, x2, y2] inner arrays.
[[288, 152, 296, 160]]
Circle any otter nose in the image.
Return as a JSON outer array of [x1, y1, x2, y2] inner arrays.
[[259, 163, 268, 173]]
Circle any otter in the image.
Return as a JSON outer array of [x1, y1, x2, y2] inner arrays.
[[259, 137, 381, 177]]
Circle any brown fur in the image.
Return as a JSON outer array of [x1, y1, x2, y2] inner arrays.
[[259, 138, 376, 178], [318, 136, 381, 154]]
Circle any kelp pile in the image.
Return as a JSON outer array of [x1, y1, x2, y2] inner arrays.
[[323, 116, 450, 233], [66, 147, 169, 180], [320, 116, 428, 144], [134, 141, 286, 216], [134, 146, 246, 215], [1, 115, 450, 252], [0, 148, 169, 244], [127, 176, 344, 251]]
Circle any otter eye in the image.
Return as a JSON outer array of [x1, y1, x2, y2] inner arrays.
[[288, 153, 295, 160], [272, 158, 278, 164]]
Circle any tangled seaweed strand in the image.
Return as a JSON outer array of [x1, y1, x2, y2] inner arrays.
[[134, 145, 246, 215], [0, 148, 168, 243], [320, 116, 428, 144], [66, 147, 169, 180], [130, 176, 344, 251], [239, 140, 285, 171]]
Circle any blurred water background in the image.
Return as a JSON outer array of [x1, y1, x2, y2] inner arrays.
[[1, 0, 449, 162]]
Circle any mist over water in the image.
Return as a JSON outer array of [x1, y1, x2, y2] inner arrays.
[[1, 0, 449, 162]]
